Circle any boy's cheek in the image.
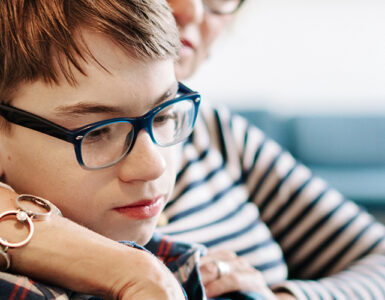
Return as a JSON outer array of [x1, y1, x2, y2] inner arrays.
[[166, 143, 181, 177]]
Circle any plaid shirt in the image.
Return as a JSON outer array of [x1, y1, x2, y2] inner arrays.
[[0, 234, 265, 300]]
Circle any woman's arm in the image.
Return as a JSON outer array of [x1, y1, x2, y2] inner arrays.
[[179, 106, 385, 298], [231, 111, 385, 298], [0, 187, 185, 300]]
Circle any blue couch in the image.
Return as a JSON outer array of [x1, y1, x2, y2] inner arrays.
[[235, 110, 385, 221]]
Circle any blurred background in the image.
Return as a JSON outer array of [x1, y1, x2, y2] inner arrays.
[[185, 0, 385, 221]]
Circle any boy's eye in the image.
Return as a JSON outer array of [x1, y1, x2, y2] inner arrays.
[[153, 112, 177, 126], [84, 126, 112, 143], [153, 105, 178, 125]]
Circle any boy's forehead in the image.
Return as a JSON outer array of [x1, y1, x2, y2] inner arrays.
[[53, 81, 179, 116], [81, 30, 135, 67], [9, 29, 177, 116], [56, 29, 140, 81], [12, 38, 177, 117]]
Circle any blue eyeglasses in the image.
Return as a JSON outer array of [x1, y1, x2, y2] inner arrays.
[[0, 82, 200, 170]]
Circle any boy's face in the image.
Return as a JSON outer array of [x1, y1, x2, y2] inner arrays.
[[0, 30, 178, 244]]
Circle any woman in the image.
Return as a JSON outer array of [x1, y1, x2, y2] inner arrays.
[[159, 0, 385, 298], [1, 0, 385, 299]]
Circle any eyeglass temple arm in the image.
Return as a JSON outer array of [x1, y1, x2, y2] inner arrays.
[[0, 104, 75, 142]]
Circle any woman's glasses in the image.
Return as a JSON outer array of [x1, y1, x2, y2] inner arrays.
[[203, 0, 244, 15], [0, 82, 200, 170]]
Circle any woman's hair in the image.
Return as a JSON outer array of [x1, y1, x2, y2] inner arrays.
[[0, 0, 180, 102]]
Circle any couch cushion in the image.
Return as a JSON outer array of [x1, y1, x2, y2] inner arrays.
[[290, 116, 385, 166], [311, 166, 385, 205]]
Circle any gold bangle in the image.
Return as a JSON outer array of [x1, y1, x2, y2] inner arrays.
[[0, 210, 34, 248], [16, 194, 62, 220], [0, 194, 62, 271]]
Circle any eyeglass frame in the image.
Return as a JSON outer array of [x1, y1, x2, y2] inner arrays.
[[203, 0, 245, 15], [0, 82, 200, 170]]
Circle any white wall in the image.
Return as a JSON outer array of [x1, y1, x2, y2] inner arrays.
[[186, 0, 385, 115]]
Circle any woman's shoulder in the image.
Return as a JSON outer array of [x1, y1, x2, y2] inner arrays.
[[198, 102, 264, 136]]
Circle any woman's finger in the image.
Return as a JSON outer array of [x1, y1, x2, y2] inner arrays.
[[199, 250, 277, 299], [205, 271, 276, 299], [199, 250, 236, 284], [200, 259, 220, 284]]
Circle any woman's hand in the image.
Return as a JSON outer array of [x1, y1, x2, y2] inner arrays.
[[199, 250, 294, 299], [0, 188, 185, 300]]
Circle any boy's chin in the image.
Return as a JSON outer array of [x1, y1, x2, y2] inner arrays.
[[109, 231, 153, 246], [133, 233, 153, 246], [103, 220, 158, 246]]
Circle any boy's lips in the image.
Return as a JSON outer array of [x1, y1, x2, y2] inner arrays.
[[114, 196, 164, 220]]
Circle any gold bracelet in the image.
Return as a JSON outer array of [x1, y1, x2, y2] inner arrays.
[[16, 194, 62, 219], [0, 209, 34, 248], [0, 194, 62, 270]]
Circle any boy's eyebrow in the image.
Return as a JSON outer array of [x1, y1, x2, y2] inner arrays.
[[54, 82, 179, 116], [55, 103, 121, 116]]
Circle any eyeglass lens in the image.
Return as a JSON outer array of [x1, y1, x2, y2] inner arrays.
[[203, 0, 243, 14], [80, 99, 196, 169], [152, 99, 195, 146]]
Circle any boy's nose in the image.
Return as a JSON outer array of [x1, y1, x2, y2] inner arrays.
[[118, 131, 166, 183], [169, 0, 205, 27]]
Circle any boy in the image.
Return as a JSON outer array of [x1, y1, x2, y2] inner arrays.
[[0, 0, 204, 298]]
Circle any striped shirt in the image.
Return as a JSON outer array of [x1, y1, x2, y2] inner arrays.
[[158, 103, 385, 299]]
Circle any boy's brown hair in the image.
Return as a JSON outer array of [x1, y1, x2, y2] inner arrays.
[[0, 0, 180, 103]]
